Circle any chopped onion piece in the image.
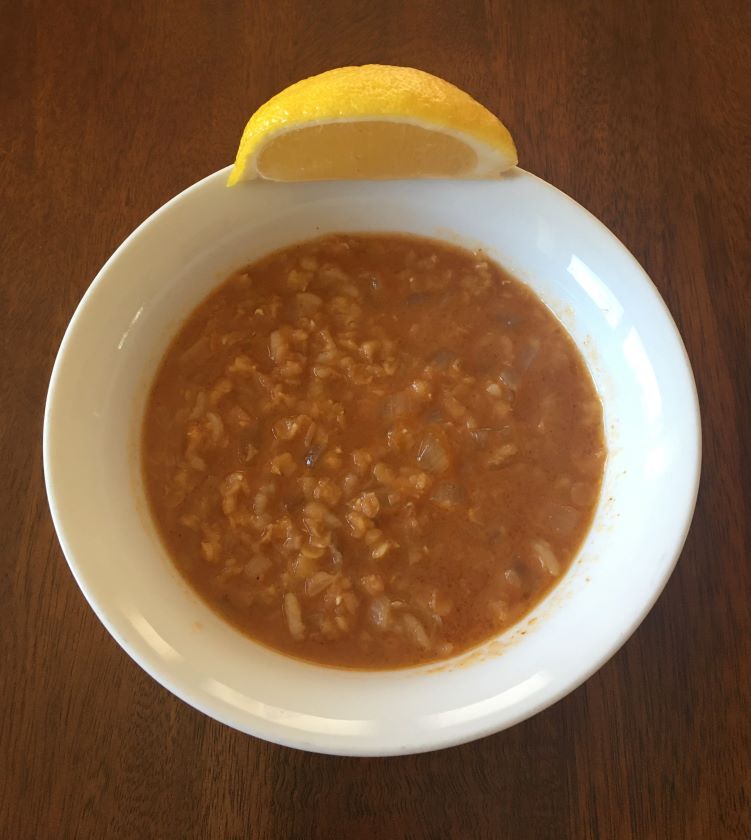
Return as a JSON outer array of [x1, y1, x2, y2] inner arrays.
[[383, 391, 413, 420], [532, 540, 560, 576], [546, 504, 579, 536], [416, 433, 450, 473], [402, 613, 431, 649], [430, 482, 464, 509], [368, 596, 392, 630], [283, 593, 305, 640], [305, 571, 335, 597], [304, 444, 325, 467]]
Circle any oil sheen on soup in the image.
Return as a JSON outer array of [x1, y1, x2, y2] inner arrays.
[[142, 234, 605, 668]]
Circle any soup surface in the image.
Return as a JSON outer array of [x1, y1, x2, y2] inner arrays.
[[143, 234, 605, 668]]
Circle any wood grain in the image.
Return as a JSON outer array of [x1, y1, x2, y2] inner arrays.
[[2, 0, 749, 837]]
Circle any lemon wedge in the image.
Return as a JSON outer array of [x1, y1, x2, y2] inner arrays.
[[228, 65, 517, 183]]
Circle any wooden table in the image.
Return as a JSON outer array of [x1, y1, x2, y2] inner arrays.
[[3, 1, 749, 837]]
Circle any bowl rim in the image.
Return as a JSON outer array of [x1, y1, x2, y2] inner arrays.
[[43, 165, 702, 755]]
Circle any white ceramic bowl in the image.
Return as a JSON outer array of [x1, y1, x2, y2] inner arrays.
[[44, 167, 700, 756]]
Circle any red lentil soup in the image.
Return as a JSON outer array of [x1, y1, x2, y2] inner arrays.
[[142, 234, 605, 668]]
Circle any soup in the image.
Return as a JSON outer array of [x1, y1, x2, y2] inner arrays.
[[142, 234, 605, 668]]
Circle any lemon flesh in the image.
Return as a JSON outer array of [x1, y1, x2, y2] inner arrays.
[[256, 120, 479, 181], [229, 65, 517, 184]]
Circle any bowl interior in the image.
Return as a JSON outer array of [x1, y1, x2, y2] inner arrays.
[[44, 169, 700, 755]]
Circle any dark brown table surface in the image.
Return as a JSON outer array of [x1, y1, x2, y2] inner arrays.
[[3, 1, 750, 837]]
